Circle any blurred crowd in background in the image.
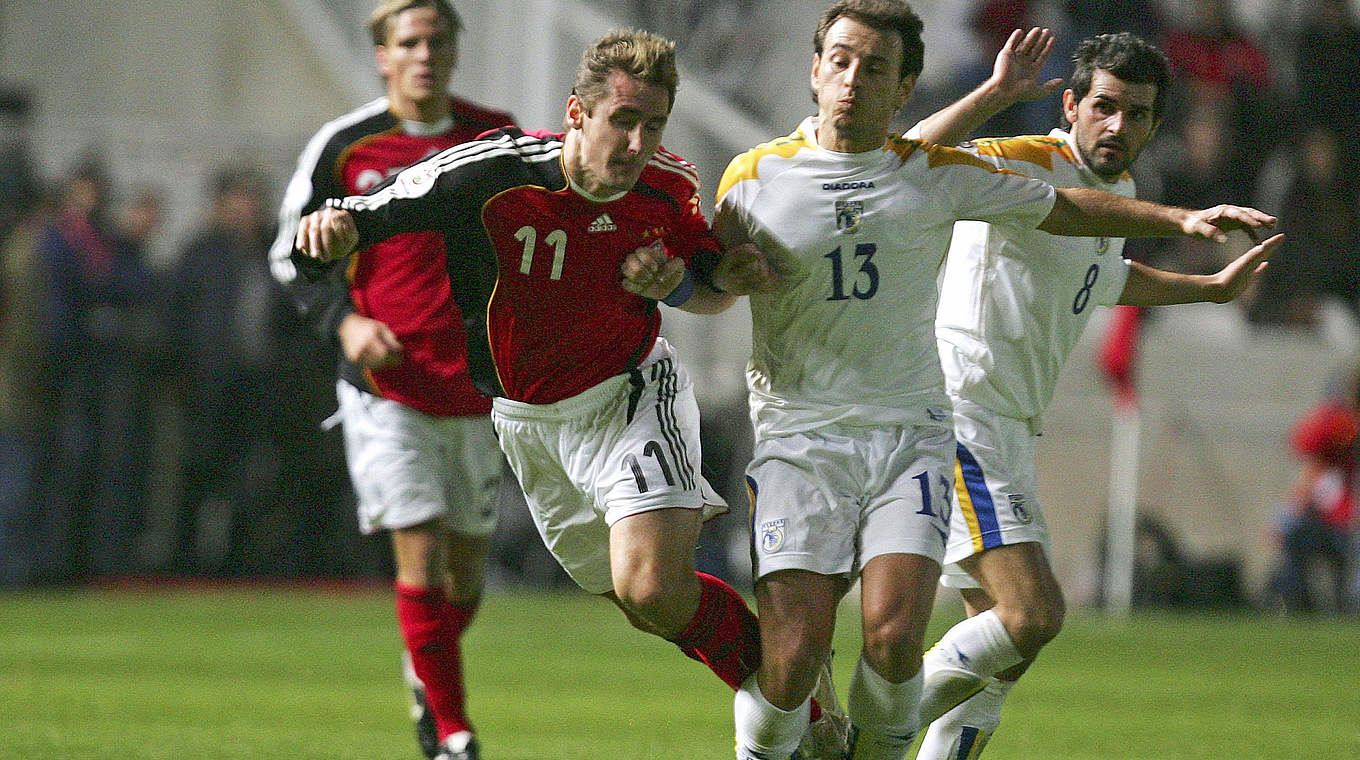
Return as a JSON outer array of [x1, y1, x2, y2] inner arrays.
[[0, 0, 1357, 611]]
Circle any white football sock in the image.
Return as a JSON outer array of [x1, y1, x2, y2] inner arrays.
[[914, 677, 1013, 760], [918, 610, 1022, 724], [735, 672, 810, 760], [846, 655, 923, 760]]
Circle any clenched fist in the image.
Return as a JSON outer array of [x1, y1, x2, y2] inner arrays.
[[295, 207, 359, 262]]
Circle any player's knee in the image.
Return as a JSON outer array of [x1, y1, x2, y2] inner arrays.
[[391, 522, 445, 587], [615, 573, 690, 633], [861, 617, 924, 681], [760, 640, 824, 705], [1008, 595, 1065, 653]]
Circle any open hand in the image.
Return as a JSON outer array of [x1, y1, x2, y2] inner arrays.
[[1182, 205, 1277, 243], [989, 27, 1064, 105], [1203, 232, 1282, 303]]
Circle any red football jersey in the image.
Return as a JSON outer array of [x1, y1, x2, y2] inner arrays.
[[271, 95, 513, 416], [334, 128, 723, 404]]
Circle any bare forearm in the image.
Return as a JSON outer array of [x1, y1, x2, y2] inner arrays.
[[1039, 187, 1190, 238], [916, 27, 1062, 146], [1118, 233, 1279, 306], [1118, 262, 1218, 306], [913, 81, 1011, 145]]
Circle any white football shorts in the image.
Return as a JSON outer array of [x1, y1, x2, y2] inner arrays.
[[337, 380, 503, 537], [746, 420, 954, 580], [491, 338, 727, 595], [940, 396, 1050, 589]]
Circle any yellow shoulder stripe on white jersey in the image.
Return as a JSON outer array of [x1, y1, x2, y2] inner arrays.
[[922, 141, 1008, 172], [716, 129, 813, 201], [971, 135, 1079, 173]]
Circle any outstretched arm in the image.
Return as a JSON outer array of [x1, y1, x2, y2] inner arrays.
[[1118, 233, 1281, 306], [1038, 188, 1277, 241], [912, 27, 1064, 145]]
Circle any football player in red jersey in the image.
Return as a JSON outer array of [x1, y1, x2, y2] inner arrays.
[[268, 3, 513, 759], [287, 27, 856, 756]]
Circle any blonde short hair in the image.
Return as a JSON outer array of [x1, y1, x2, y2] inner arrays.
[[367, 0, 461, 46], [572, 29, 678, 112]]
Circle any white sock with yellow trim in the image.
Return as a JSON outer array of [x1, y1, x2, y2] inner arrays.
[[914, 677, 1012, 760], [918, 610, 1022, 724]]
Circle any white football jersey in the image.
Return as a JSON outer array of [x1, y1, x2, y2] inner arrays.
[[715, 117, 1056, 438], [934, 129, 1134, 429]]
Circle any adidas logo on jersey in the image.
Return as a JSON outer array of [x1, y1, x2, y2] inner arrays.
[[588, 213, 617, 233]]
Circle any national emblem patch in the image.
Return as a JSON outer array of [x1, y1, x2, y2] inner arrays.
[[759, 518, 787, 553]]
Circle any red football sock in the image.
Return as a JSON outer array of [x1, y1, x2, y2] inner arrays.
[[670, 572, 762, 691], [396, 582, 477, 738]]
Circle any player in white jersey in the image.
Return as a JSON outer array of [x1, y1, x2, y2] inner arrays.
[[906, 31, 1283, 760], [712, 4, 1276, 760]]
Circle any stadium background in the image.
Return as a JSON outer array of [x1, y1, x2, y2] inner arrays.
[[1, 0, 1356, 605]]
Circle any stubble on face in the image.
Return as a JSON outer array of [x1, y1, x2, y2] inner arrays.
[[1069, 70, 1159, 180]]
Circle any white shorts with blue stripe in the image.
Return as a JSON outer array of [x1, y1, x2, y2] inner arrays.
[[940, 397, 1050, 589]]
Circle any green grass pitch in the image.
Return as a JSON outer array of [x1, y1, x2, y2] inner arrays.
[[1, 586, 1357, 759]]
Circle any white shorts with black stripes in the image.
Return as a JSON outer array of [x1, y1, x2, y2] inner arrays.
[[491, 337, 727, 594], [338, 380, 503, 536]]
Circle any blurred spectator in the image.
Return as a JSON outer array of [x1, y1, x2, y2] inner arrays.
[[1161, 0, 1271, 97], [0, 86, 46, 587], [99, 186, 169, 574], [34, 160, 158, 583], [1248, 125, 1360, 327], [630, 0, 771, 116], [163, 166, 286, 575], [0, 187, 55, 587], [1143, 100, 1239, 275], [1063, 0, 1162, 43], [1269, 365, 1360, 614], [1294, 0, 1360, 173], [0, 87, 40, 241], [957, 0, 1049, 137], [163, 165, 353, 577], [1160, 0, 1278, 205]]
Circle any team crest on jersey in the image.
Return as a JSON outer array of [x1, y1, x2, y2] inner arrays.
[[1008, 493, 1033, 524], [835, 200, 864, 234], [759, 519, 787, 553]]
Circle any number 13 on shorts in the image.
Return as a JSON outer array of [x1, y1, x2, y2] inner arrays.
[[913, 469, 954, 528]]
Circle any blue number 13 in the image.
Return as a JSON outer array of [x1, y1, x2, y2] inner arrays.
[[826, 243, 879, 301]]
